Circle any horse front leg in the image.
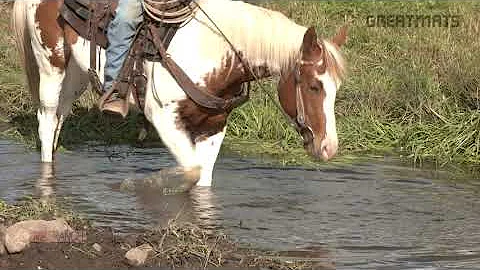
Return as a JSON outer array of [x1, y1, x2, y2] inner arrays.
[[141, 104, 202, 193], [195, 129, 226, 186], [138, 63, 225, 192], [144, 108, 226, 189]]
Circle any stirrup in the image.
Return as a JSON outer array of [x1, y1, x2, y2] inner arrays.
[[98, 83, 129, 118]]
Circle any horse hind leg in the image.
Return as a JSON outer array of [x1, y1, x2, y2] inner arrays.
[[30, 32, 66, 162], [37, 71, 65, 162], [38, 59, 88, 162], [54, 60, 89, 151]]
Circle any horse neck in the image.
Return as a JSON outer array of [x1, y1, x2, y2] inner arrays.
[[199, 0, 307, 78]]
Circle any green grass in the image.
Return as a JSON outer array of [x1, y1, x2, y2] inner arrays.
[[1, 1, 479, 167], [225, 1, 480, 166]]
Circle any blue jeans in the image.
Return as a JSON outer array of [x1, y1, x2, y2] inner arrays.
[[104, 0, 143, 92]]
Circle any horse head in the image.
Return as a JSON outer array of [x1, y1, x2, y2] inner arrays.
[[278, 26, 347, 161]]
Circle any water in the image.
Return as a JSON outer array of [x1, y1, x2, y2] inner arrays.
[[1, 139, 480, 269]]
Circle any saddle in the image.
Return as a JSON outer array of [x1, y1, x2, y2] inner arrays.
[[60, 0, 250, 117]]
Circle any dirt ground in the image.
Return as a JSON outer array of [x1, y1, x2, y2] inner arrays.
[[0, 220, 334, 270]]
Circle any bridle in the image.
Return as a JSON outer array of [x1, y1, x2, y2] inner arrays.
[[291, 60, 316, 147]]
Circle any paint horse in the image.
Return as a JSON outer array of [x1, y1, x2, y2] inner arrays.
[[12, 0, 347, 187]]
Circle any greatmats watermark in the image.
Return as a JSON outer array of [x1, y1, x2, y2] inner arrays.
[[30, 230, 87, 243], [366, 14, 461, 28]]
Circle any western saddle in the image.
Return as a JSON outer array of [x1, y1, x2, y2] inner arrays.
[[60, 0, 250, 117]]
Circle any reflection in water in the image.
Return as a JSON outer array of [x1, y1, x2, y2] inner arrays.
[[190, 187, 220, 232], [1, 140, 480, 269], [134, 186, 220, 232], [35, 163, 56, 202]]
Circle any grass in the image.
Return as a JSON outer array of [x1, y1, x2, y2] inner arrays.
[[0, 197, 90, 229], [226, 1, 480, 166], [139, 218, 323, 269], [0, 1, 479, 167]]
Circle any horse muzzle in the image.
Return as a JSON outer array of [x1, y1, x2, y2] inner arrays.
[[304, 134, 338, 161]]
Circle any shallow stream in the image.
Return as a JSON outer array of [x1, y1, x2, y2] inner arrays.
[[1, 139, 480, 269]]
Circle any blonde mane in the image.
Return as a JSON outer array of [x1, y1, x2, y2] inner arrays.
[[195, 0, 346, 81], [196, 0, 306, 73]]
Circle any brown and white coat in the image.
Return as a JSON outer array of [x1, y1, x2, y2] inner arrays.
[[13, 0, 346, 187]]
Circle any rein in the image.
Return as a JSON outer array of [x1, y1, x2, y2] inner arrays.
[[149, 24, 249, 112]]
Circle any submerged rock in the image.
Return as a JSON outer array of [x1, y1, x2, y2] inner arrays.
[[4, 219, 76, 253], [124, 243, 153, 266], [120, 166, 200, 194]]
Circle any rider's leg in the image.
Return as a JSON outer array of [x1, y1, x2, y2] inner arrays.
[[104, 0, 143, 93]]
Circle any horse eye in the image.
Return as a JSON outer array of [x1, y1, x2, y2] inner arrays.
[[309, 81, 323, 93]]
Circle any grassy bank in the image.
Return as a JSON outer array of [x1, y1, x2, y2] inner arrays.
[[1, 2, 479, 167], [228, 1, 480, 166]]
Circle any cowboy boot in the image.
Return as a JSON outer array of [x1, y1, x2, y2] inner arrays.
[[98, 82, 129, 117]]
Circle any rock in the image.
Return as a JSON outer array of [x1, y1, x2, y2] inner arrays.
[[120, 166, 201, 194], [124, 244, 153, 266], [92, 243, 102, 253], [4, 227, 30, 253], [4, 219, 76, 253], [0, 224, 6, 255]]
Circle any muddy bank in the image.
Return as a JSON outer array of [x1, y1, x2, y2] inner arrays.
[[0, 199, 333, 269]]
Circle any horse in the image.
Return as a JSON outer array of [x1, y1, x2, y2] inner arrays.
[[12, 0, 347, 187]]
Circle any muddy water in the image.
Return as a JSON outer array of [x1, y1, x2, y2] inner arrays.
[[1, 139, 480, 269]]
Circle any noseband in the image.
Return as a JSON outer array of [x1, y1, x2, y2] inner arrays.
[[292, 61, 315, 146]]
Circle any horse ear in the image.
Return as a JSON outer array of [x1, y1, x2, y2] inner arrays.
[[302, 26, 318, 54], [332, 25, 348, 47]]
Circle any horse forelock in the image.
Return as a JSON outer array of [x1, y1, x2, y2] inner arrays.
[[323, 40, 346, 86]]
